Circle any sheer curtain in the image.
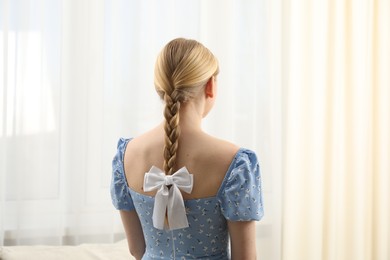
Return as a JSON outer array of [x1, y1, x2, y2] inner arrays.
[[281, 0, 390, 259], [1, 0, 389, 260]]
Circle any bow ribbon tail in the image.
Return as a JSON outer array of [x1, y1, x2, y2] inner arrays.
[[152, 186, 169, 230], [167, 185, 189, 230]]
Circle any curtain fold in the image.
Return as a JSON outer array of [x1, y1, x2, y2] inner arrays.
[[282, 0, 390, 259]]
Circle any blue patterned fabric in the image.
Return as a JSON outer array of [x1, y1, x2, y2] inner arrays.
[[111, 138, 263, 259]]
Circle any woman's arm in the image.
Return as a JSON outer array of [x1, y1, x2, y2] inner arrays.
[[120, 210, 145, 260], [228, 220, 257, 260]]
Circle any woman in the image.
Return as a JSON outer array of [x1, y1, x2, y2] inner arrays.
[[111, 38, 263, 259]]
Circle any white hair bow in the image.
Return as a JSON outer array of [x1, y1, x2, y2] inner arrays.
[[143, 166, 193, 230]]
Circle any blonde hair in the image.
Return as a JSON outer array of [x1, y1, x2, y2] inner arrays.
[[154, 38, 219, 175]]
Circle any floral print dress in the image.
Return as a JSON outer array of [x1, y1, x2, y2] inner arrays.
[[111, 138, 263, 260]]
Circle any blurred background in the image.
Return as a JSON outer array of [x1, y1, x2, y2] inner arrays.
[[0, 0, 389, 259]]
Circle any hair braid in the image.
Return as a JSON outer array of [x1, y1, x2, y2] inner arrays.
[[163, 90, 183, 175], [154, 38, 219, 175]]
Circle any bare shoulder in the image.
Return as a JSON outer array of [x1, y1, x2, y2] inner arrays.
[[181, 134, 240, 198], [123, 126, 165, 192], [202, 135, 240, 163], [124, 126, 164, 160]]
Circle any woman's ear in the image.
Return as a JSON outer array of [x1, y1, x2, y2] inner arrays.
[[205, 76, 215, 98]]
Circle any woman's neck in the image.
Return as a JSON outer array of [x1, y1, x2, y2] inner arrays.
[[160, 100, 204, 134]]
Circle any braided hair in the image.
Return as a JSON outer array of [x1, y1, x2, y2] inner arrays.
[[154, 38, 219, 175]]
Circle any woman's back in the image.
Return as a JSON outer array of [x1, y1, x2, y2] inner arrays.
[[123, 124, 239, 200]]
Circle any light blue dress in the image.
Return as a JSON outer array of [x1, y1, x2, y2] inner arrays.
[[111, 138, 263, 259]]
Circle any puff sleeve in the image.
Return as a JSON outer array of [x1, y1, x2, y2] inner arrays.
[[110, 138, 135, 211], [218, 149, 264, 221]]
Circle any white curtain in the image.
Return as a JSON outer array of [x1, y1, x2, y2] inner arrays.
[[282, 0, 390, 259], [1, 0, 389, 260]]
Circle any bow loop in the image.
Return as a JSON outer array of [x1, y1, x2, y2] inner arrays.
[[143, 166, 193, 230]]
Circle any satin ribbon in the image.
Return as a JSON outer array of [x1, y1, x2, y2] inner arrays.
[[143, 166, 193, 230]]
